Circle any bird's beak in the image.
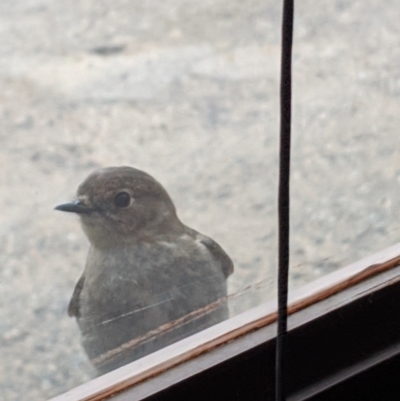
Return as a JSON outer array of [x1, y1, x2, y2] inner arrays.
[[55, 200, 91, 214]]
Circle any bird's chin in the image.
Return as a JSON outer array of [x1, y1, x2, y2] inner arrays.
[[80, 214, 123, 248], [79, 213, 99, 228]]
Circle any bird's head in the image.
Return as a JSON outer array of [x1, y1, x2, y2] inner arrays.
[[55, 166, 182, 248]]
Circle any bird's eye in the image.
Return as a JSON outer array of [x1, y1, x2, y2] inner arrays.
[[114, 192, 131, 208]]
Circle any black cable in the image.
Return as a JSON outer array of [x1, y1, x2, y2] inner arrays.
[[276, 1, 294, 401]]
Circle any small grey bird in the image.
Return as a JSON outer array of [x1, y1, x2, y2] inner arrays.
[[56, 166, 233, 373]]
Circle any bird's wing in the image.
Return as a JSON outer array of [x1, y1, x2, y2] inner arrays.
[[188, 229, 234, 279], [68, 274, 85, 318]]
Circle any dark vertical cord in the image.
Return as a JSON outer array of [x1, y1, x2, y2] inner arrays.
[[276, 1, 294, 401]]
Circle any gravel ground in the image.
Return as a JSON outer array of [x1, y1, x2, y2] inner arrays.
[[1, 1, 400, 400]]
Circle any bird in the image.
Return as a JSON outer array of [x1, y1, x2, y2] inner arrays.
[[55, 166, 233, 374]]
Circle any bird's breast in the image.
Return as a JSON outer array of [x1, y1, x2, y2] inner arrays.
[[80, 240, 227, 325]]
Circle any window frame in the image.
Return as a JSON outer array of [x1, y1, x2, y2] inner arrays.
[[48, 243, 400, 401]]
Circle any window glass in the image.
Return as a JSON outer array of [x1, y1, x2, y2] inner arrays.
[[1, 1, 399, 400], [291, 1, 400, 287]]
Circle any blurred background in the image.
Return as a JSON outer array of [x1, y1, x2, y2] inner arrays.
[[1, 0, 400, 399]]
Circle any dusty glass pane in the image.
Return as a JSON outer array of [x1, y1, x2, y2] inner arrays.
[[1, 0, 399, 400], [290, 1, 400, 287]]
